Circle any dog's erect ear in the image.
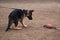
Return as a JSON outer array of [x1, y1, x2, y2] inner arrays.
[[30, 10, 34, 12]]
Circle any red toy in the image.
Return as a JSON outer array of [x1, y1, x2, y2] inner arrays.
[[43, 24, 56, 29]]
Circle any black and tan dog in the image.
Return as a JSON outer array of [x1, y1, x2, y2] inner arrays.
[[5, 9, 34, 32]]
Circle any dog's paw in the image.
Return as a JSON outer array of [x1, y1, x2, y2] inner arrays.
[[11, 27, 22, 30], [23, 25, 27, 28]]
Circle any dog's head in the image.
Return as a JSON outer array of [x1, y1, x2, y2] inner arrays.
[[27, 10, 34, 20]]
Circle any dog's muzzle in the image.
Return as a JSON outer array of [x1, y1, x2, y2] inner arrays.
[[27, 16, 32, 20]]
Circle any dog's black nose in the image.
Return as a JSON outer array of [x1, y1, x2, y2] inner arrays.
[[29, 18, 32, 20], [27, 16, 32, 20]]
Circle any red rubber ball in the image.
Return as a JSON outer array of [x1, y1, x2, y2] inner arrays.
[[43, 24, 53, 28]]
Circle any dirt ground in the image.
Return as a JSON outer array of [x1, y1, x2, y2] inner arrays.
[[0, 0, 60, 40]]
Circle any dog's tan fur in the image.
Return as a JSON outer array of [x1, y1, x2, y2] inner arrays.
[[20, 10, 30, 28]]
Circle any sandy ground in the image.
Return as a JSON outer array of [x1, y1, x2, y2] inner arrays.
[[0, 1, 60, 40]]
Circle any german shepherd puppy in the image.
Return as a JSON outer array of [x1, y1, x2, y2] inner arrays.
[[5, 9, 34, 32]]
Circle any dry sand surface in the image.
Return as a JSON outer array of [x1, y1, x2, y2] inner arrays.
[[0, 0, 60, 40]]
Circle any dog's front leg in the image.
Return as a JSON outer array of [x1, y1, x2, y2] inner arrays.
[[20, 19, 27, 28]]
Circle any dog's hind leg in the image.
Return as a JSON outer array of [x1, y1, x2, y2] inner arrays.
[[14, 19, 18, 28], [5, 18, 13, 32], [13, 19, 22, 29]]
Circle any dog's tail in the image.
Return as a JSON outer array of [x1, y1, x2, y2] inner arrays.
[[5, 27, 10, 32], [5, 17, 13, 32]]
